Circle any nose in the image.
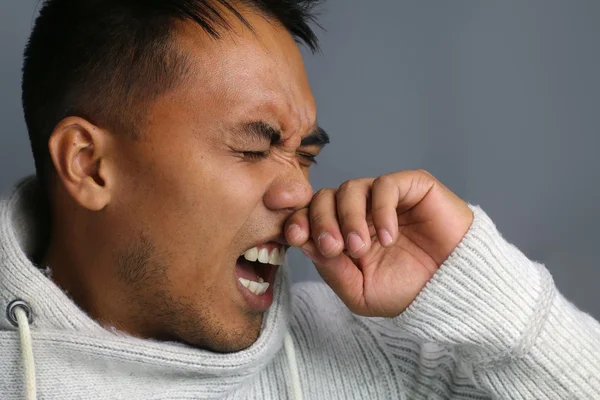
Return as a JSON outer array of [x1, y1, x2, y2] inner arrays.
[[263, 168, 314, 213]]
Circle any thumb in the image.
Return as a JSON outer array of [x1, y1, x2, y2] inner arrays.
[[299, 240, 365, 312]]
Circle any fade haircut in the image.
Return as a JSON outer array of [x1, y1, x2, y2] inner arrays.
[[22, 0, 321, 198]]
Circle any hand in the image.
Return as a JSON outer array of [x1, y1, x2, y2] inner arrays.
[[284, 170, 473, 317]]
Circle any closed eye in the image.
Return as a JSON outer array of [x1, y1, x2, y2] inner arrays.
[[298, 153, 318, 165], [240, 150, 318, 165], [242, 151, 269, 161]]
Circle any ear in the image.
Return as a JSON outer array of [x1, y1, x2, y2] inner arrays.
[[48, 117, 113, 211]]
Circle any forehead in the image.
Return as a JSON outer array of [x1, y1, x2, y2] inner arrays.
[[170, 12, 317, 134]]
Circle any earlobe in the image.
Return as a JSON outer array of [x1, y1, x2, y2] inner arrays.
[[48, 117, 112, 211]]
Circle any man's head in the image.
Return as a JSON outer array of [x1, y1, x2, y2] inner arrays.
[[22, 0, 329, 352]]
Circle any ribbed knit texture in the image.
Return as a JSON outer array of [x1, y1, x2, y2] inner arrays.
[[1, 177, 599, 399]]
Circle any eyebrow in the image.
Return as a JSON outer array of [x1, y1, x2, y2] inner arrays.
[[242, 121, 330, 149], [302, 125, 330, 148]]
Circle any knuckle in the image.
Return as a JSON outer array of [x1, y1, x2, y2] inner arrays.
[[416, 169, 433, 178], [373, 174, 395, 188], [371, 202, 387, 214], [313, 188, 327, 198], [338, 179, 358, 194], [312, 188, 333, 203], [414, 170, 437, 189], [338, 209, 358, 227], [310, 211, 329, 226]]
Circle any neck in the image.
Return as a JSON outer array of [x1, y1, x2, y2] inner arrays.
[[42, 221, 153, 338]]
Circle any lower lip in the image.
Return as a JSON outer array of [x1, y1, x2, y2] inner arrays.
[[235, 262, 278, 312]]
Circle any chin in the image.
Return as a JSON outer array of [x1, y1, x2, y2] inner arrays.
[[186, 312, 264, 353]]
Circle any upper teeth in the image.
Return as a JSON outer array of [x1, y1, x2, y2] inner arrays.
[[238, 246, 285, 295], [243, 246, 286, 266]]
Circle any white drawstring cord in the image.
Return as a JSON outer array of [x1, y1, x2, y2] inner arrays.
[[284, 331, 303, 400], [9, 296, 297, 400], [14, 307, 37, 400], [8, 301, 37, 400]]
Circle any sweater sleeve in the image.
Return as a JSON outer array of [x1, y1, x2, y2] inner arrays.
[[393, 205, 600, 399]]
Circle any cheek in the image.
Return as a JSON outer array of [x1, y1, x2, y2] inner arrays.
[[119, 136, 274, 256], [136, 152, 266, 254]]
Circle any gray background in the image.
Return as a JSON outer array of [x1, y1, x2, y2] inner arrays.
[[1, 1, 599, 319]]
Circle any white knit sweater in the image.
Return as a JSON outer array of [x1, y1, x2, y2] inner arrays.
[[1, 177, 599, 399]]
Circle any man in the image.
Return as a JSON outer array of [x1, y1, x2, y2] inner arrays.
[[1, 0, 598, 398]]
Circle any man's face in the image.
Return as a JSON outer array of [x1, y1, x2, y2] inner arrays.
[[106, 15, 320, 352]]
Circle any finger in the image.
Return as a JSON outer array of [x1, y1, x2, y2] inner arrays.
[[373, 170, 438, 227], [309, 188, 345, 258], [371, 174, 400, 247], [300, 240, 365, 313], [335, 179, 373, 258], [393, 170, 437, 216], [284, 208, 311, 247]]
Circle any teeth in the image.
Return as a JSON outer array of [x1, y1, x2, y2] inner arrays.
[[258, 248, 269, 264], [243, 247, 258, 262], [243, 246, 287, 266], [268, 248, 279, 265], [248, 280, 260, 293], [238, 277, 270, 295], [239, 277, 250, 288]]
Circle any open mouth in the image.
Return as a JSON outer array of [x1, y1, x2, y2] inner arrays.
[[235, 244, 286, 310]]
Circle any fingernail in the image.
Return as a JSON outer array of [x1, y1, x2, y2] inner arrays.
[[287, 224, 303, 241], [380, 229, 393, 246], [347, 233, 365, 256], [318, 232, 339, 256]]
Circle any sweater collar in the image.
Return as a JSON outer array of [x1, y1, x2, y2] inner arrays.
[[1, 177, 291, 393]]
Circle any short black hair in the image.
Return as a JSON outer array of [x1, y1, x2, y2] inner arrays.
[[22, 0, 322, 197]]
